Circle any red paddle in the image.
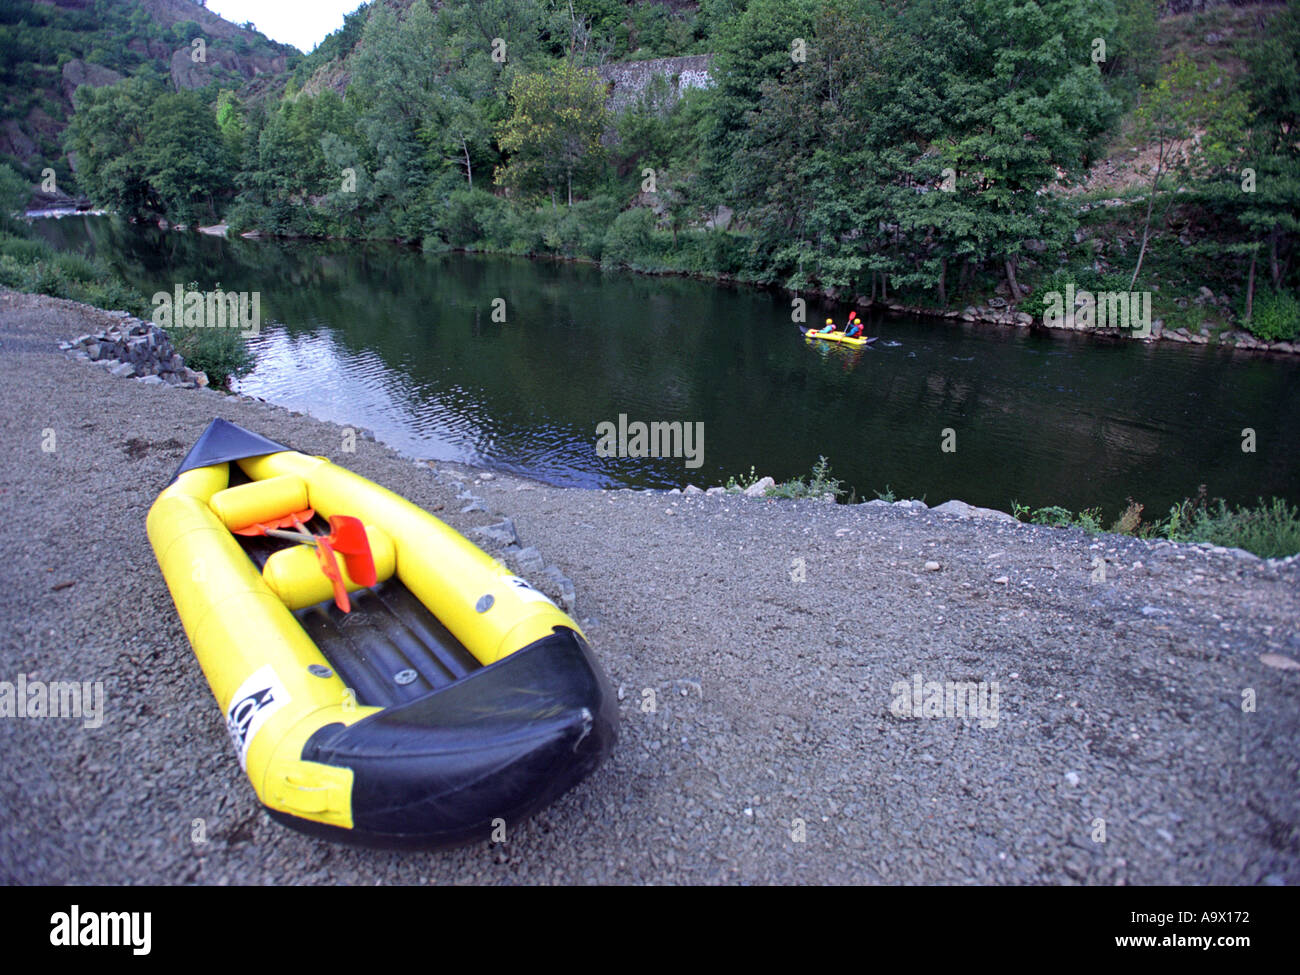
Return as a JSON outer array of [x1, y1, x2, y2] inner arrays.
[[313, 515, 377, 589], [238, 511, 376, 612], [315, 536, 350, 613]]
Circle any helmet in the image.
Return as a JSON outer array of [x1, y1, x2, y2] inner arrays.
[[825, 319, 833, 325]]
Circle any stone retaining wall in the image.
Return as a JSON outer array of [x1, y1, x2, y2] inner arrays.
[[597, 55, 713, 113]]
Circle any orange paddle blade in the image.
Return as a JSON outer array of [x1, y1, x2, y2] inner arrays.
[[325, 515, 376, 588], [316, 538, 351, 613]]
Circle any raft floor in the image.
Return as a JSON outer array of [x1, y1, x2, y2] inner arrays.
[[234, 525, 484, 708]]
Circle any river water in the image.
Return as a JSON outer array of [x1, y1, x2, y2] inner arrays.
[[35, 215, 1300, 517]]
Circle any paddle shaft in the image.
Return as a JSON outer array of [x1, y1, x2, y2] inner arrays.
[[263, 527, 318, 546]]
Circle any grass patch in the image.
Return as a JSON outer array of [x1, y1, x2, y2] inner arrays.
[[1160, 496, 1300, 559], [764, 456, 845, 500], [1241, 288, 1300, 343], [723, 456, 847, 501], [1012, 490, 1300, 558], [0, 232, 149, 317], [0, 238, 253, 389]]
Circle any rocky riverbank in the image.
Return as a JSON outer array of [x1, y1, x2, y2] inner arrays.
[[2, 288, 1297, 885], [57, 312, 210, 387], [863, 293, 1300, 355]]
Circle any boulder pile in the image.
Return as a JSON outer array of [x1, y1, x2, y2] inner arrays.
[[58, 312, 210, 388]]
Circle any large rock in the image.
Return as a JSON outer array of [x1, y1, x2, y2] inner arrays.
[[170, 45, 288, 91], [60, 60, 124, 101], [473, 518, 519, 548], [931, 499, 1019, 523]]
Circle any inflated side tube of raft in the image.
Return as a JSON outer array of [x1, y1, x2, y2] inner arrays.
[[147, 419, 617, 848]]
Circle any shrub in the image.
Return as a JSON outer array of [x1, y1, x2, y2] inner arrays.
[[0, 234, 53, 263], [1040, 267, 1134, 303], [1244, 288, 1300, 343], [1110, 500, 1144, 534], [162, 279, 253, 389], [602, 207, 657, 268], [0, 233, 150, 317], [1159, 496, 1300, 558], [724, 465, 760, 492], [437, 188, 491, 248], [167, 326, 253, 390], [765, 456, 846, 500]]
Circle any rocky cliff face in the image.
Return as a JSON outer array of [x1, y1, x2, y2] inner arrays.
[[168, 46, 288, 91], [597, 55, 713, 113], [59, 60, 125, 102], [6, 0, 295, 188]]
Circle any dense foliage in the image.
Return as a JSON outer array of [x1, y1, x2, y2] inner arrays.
[[0, 0, 293, 185], [41, 0, 1300, 331]]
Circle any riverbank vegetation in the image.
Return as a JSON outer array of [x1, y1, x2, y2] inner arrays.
[[0, 229, 145, 317], [0, 210, 251, 387], [725, 452, 1298, 555], [1012, 491, 1300, 558], [18, 0, 1295, 343], [725, 456, 847, 500]]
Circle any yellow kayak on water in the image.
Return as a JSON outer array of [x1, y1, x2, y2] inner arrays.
[[147, 418, 616, 848], [803, 327, 874, 348]]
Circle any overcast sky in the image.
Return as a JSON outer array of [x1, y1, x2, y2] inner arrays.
[[205, 0, 363, 54]]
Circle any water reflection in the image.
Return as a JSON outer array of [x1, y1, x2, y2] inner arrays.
[[32, 215, 1300, 515]]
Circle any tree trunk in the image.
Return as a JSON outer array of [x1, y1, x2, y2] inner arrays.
[[1130, 149, 1163, 290], [463, 138, 472, 191], [1245, 244, 1258, 321], [567, 172, 573, 207], [937, 257, 947, 306], [1269, 224, 1281, 288], [1004, 256, 1022, 302]]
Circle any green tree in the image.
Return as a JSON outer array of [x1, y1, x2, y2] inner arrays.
[[64, 78, 233, 224], [145, 89, 234, 225], [0, 163, 29, 231], [1129, 54, 1250, 288], [497, 61, 609, 206], [939, 0, 1119, 301], [63, 77, 163, 219], [1233, 4, 1300, 314], [702, 0, 821, 209], [730, 0, 1118, 303]]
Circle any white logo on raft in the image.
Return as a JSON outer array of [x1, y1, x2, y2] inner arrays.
[[504, 575, 556, 607], [225, 665, 290, 769]]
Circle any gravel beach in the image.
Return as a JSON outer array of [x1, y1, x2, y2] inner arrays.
[[2, 289, 1298, 885]]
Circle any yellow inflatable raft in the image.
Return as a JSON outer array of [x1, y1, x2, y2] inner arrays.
[[147, 419, 616, 848], [803, 327, 873, 348]]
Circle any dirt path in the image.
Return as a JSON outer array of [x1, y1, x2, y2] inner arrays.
[[1, 290, 1296, 884]]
